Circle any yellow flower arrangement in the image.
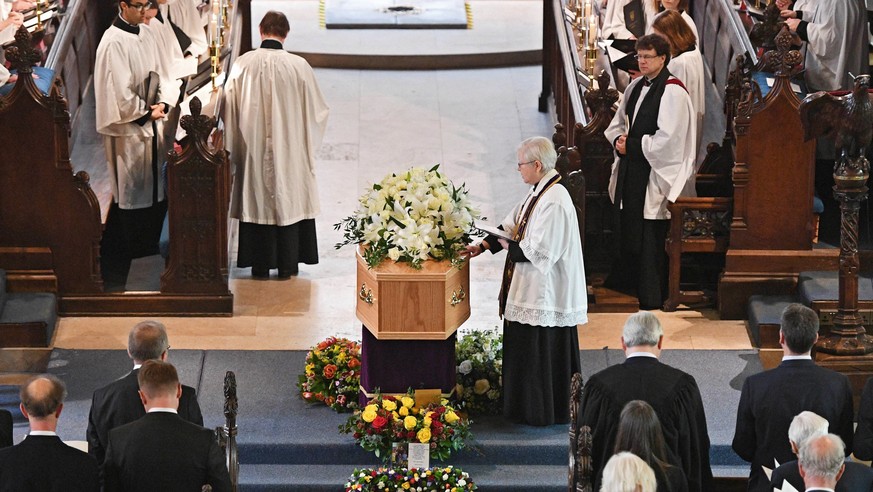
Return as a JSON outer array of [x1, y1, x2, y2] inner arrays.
[[339, 390, 473, 463]]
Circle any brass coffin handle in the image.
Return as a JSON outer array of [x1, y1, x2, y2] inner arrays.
[[450, 285, 466, 306], [359, 283, 374, 305]]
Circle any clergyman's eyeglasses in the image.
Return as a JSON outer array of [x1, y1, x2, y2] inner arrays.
[[125, 1, 152, 11]]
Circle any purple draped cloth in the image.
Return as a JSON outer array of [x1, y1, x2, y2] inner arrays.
[[358, 325, 457, 406]]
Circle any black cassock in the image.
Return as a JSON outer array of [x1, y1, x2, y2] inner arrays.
[[579, 356, 712, 492]]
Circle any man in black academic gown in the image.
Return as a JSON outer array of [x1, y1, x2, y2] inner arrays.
[[579, 311, 712, 491], [0, 375, 99, 491], [732, 304, 854, 492], [103, 360, 230, 492], [86, 320, 203, 465]]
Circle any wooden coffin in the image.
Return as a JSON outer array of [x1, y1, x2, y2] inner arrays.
[[355, 249, 470, 340]]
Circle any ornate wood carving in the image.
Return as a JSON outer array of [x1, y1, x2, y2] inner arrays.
[[160, 97, 232, 295], [554, 124, 586, 253], [748, 1, 783, 51], [569, 372, 593, 492], [756, 26, 803, 76], [0, 26, 103, 294], [215, 371, 239, 491]]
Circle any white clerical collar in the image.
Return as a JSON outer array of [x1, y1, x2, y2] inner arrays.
[[133, 364, 142, 370], [626, 352, 658, 359], [531, 169, 559, 195], [28, 430, 57, 436], [148, 408, 178, 414], [804, 488, 835, 492], [782, 354, 813, 361]]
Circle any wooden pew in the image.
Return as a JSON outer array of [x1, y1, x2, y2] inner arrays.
[[662, 54, 752, 311]]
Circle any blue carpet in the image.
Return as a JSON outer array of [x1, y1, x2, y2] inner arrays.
[[13, 348, 759, 490]]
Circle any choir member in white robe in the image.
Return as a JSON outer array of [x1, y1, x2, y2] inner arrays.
[[95, 1, 173, 287], [0, 1, 26, 46], [602, 0, 658, 39], [604, 34, 696, 309], [224, 11, 329, 279], [782, 0, 867, 91], [652, 10, 705, 163], [646, 0, 698, 40], [167, 0, 207, 58], [464, 137, 588, 426]]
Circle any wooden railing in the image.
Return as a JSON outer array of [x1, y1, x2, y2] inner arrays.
[[541, 0, 590, 145]]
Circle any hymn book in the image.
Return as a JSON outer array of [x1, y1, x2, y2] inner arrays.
[[622, 0, 646, 38]]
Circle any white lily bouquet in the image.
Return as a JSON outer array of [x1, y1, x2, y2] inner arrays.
[[335, 166, 481, 269]]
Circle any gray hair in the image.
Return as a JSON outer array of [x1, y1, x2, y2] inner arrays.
[[798, 434, 845, 481], [780, 303, 819, 354], [622, 311, 664, 347], [517, 136, 557, 172], [600, 451, 657, 492], [128, 320, 169, 363], [789, 411, 829, 448]]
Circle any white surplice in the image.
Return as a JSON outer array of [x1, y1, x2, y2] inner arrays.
[[95, 19, 167, 209], [224, 44, 329, 226], [797, 0, 867, 91], [667, 47, 705, 164], [0, 1, 14, 45], [149, 5, 198, 83], [499, 169, 589, 327], [602, 0, 658, 39], [167, 0, 207, 58], [604, 75, 697, 219]]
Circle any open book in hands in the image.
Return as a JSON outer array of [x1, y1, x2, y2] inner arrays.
[[476, 223, 515, 241]]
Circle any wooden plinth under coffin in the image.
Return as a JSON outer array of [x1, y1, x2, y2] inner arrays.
[[355, 249, 470, 340]]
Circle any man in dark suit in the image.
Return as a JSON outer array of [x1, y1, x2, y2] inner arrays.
[[0, 409, 11, 448], [732, 303, 854, 492], [0, 374, 99, 491], [772, 411, 873, 492], [798, 434, 852, 492], [87, 320, 203, 464], [103, 360, 231, 492], [579, 311, 712, 491]]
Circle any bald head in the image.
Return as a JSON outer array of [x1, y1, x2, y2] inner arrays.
[[20, 374, 66, 421], [128, 320, 169, 363], [799, 434, 846, 487]]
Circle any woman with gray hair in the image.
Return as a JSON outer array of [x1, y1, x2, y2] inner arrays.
[[465, 136, 588, 426]]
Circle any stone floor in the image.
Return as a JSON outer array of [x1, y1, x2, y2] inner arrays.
[[56, 0, 752, 353]]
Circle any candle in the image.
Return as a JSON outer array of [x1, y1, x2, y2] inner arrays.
[[587, 14, 596, 46], [211, 15, 218, 46], [583, 0, 591, 19]]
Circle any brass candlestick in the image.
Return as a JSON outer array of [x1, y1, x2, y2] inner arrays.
[[210, 41, 220, 91], [35, 0, 42, 30]]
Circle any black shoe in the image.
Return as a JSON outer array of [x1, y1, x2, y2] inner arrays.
[[277, 269, 297, 279], [252, 268, 270, 279]]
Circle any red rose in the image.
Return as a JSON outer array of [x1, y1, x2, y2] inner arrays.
[[348, 358, 360, 369], [323, 364, 338, 379], [372, 416, 388, 429], [302, 392, 313, 400]]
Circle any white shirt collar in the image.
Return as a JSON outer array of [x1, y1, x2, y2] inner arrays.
[[28, 430, 57, 436], [133, 363, 142, 370], [782, 354, 813, 361], [147, 407, 178, 414], [626, 352, 658, 359]]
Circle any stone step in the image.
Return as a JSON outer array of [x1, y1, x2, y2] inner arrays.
[[239, 464, 567, 491], [0, 293, 57, 348]]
